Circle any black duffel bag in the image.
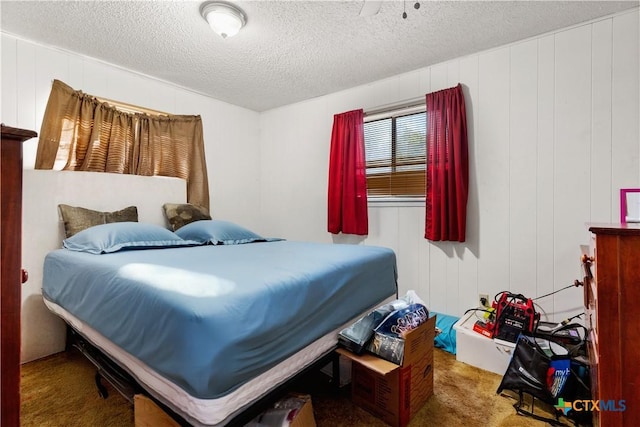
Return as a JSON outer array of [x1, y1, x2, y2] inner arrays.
[[496, 324, 591, 426]]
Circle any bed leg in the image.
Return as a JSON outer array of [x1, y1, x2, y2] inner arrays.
[[331, 351, 340, 390], [95, 372, 109, 399], [65, 324, 75, 352]]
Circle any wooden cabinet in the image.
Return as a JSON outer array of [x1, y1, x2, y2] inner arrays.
[[585, 224, 640, 426], [1, 125, 37, 426]]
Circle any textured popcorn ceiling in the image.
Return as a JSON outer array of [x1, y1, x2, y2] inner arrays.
[[1, 1, 637, 112]]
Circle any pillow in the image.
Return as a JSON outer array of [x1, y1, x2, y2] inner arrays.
[[62, 222, 200, 254], [163, 203, 211, 231], [175, 220, 281, 245], [58, 204, 138, 238]]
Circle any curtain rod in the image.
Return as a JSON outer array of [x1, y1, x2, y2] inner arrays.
[[95, 96, 170, 116], [364, 96, 425, 117]]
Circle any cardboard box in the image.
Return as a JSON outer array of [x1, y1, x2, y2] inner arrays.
[[289, 394, 316, 427], [134, 393, 316, 427], [248, 393, 316, 427], [453, 310, 515, 375], [134, 394, 179, 427], [337, 315, 436, 427]]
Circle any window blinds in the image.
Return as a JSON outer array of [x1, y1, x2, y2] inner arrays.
[[364, 110, 426, 197]]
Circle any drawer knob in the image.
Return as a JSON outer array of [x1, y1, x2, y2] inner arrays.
[[21, 269, 28, 284]]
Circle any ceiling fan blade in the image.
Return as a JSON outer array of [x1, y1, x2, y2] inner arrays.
[[360, 0, 382, 17]]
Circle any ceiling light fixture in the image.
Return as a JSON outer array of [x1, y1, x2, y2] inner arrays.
[[200, 1, 247, 39]]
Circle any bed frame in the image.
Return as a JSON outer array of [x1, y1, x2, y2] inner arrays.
[[48, 290, 392, 426], [66, 324, 340, 426]]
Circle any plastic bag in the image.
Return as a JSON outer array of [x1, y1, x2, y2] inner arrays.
[[338, 300, 406, 354], [337, 291, 426, 355], [366, 303, 429, 364]]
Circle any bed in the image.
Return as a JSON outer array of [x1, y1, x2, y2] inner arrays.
[[26, 171, 398, 426]]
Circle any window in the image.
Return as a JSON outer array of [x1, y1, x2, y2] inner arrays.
[[364, 105, 426, 198]]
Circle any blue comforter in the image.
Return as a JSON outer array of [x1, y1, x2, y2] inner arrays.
[[42, 241, 397, 398]]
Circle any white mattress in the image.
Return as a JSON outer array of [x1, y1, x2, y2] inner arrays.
[[44, 295, 395, 426]]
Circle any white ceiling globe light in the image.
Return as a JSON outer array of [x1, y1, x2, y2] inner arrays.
[[200, 2, 247, 39]]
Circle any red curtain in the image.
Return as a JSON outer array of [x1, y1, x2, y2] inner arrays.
[[425, 84, 469, 242], [327, 109, 368, 235]]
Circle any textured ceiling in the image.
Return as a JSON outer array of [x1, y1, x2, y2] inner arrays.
[[1, 1, 637, 112]]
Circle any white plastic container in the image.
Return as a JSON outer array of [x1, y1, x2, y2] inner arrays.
[[453, 310, 515, 375]]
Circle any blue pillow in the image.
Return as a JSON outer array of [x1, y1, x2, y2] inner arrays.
[[175, 220, 282, 245], [63, 222, 200, 254]]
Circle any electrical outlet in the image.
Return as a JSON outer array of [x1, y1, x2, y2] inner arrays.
[[479, 293, 490, 308]]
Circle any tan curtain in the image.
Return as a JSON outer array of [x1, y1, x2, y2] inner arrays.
[[35, 80, 210, 210]]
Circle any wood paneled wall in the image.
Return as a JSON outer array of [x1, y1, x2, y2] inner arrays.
[[1, 10, 638, 363]]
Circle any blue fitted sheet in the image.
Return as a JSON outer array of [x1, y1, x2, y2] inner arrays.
[[42, 241, 397, 399]]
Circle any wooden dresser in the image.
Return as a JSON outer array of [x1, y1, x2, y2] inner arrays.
[[584, 224, 640, 426], [1, 125, 37, 426]]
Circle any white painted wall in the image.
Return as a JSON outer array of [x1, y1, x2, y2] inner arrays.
[[0, 33, 261, 230], [259, 9, 640, 322]]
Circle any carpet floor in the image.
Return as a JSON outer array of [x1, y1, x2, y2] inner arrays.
[[21, 347, 570, 426]]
